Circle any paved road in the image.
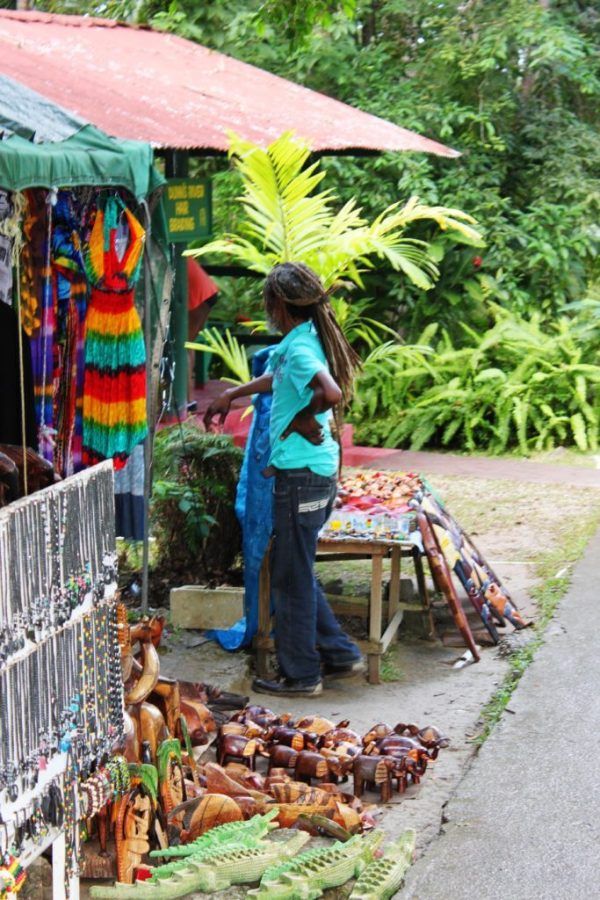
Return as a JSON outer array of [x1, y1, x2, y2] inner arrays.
[[401, 527, 600, 900]]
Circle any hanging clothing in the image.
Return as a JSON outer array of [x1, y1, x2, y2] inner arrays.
[[207, 346, 275, 650], [23, 190, 55, 461], [113, 442, 145, 540], [52, 192, 89, 475], [82, 196, 147, 470], [0, 303, 36, 448]]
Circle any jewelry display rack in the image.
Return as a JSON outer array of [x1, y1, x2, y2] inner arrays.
[[0, 462, 124, 898]]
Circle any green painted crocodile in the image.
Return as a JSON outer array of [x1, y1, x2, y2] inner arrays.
[[147, 837, 264, 883], [246, 831, 383, 899], [148, 809, 279, 860], [258, 843, 342, 886], [349, 829, 416, 900], [89, 831, 310, 899]]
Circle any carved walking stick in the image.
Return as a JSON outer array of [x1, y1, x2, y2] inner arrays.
[[417, 511, 480, 661]]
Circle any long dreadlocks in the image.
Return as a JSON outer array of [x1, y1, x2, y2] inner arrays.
[[263, 262, 361, 406]]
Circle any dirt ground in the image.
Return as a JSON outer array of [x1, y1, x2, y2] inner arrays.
[[157, 476, 600, 845], [80, 472, 600, 898]]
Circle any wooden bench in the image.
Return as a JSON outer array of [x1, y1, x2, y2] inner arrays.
[[256, 537, 434, 685]]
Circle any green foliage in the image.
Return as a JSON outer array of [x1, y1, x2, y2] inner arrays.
[[351, 306, 600, 454], [37, 0, 600, 456], [152, 425, 243, 583], [186, 327, 252, 384], [188, 131, 481, 291]]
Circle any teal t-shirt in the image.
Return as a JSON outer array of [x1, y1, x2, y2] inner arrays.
[[268, 321, 339, 477]]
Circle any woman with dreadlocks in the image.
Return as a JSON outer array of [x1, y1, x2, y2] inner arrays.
[[204, 262, 363, 695]]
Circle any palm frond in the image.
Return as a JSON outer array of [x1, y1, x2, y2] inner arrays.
[[185, 132, 483, 294]]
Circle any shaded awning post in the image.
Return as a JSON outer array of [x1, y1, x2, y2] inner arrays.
[[165, 149, 189, 416], [141, 202, 152, 615]]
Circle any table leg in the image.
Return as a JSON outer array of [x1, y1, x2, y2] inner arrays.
[[368, 552, 384, 685], [413, 547, 436, 639], [389, 546, 401, 624]]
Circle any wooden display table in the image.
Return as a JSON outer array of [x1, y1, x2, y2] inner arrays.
[[256, 537, 434, 685]]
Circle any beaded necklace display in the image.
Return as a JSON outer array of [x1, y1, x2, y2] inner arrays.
[[0, 464, 124, 896], [0, 467, 117, 669]]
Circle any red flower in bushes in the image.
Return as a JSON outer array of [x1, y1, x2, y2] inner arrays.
[[472, 256, 483, 268]]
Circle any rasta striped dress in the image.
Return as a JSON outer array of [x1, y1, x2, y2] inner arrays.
[[82, 197, 147, 470]]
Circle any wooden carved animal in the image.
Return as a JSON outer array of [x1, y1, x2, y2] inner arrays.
[[149, 677, 182, 737], [320, 745, 360, 783], [220, 721, 264, 739], [127, 702, 169, 762], [418, 510, 480, 661], [130, 617, 163, 648], [232, 706, 290, 729], [294, 716, 339, 736], [320, 726, 362, 749], [376, 736, 430, 775], [267, 726, 316, 751], [203, 763, 267, 802], [352, 755, 397, 803], [267, 745, 298, 774], [362, 723, 394, 745], [179, 794, 243, 843], [294, 750, 332, 786], [224, 764, 265, 792], [395, 723, 450, 758], [269, 782, 334, 806], [264, 770, 291, 789], [217, 734, 260, 770], [125, 642, 160, 705]]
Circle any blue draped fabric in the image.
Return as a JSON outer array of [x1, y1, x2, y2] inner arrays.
[[206, 346, 275, 649]]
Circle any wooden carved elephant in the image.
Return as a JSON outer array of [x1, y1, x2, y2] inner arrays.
[[352, 754, 397, 803]]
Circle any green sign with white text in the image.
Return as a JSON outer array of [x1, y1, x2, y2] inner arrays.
[[164, 178, 212, 243]]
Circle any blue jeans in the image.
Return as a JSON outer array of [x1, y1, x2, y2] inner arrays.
[[271, 467, 361, 684]]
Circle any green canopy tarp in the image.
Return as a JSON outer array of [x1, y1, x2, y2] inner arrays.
[[0, 75, 163, 199]]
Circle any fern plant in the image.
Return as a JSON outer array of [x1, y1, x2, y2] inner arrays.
[[185, 326, 251, 384], [351, 307, 600, 454]]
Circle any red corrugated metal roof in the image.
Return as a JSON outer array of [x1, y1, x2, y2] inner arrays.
[[0, 11, 458, 158]]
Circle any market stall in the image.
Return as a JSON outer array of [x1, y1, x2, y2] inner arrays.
[[256, 470, 529, 683], [0, 74, 170, 541], [0, 74, 173, 897]]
